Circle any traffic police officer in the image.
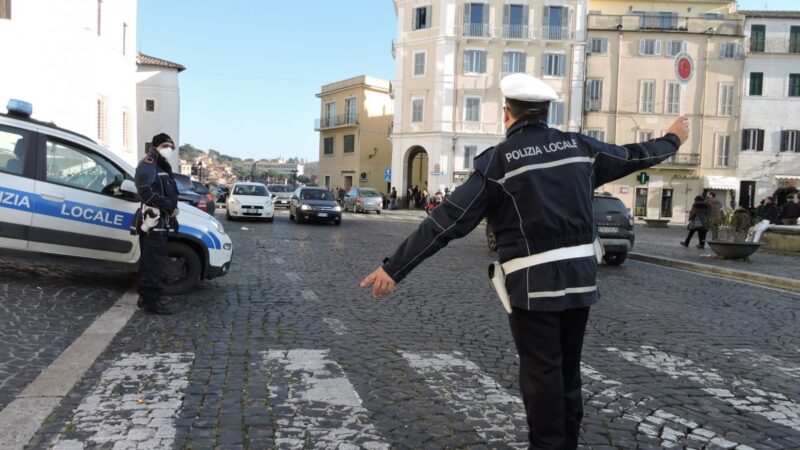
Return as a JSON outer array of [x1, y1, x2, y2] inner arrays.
[[361, 73, 690, 449], [134, 133, 180, 315]]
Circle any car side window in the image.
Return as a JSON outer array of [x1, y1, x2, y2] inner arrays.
[[45, 139, 125, 196], [0, 125, 30, 176]]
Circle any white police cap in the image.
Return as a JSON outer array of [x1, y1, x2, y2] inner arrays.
[[500, 73, 558, 102]]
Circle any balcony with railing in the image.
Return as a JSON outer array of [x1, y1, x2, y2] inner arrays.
[[315, 113, 359, 130], [747, 37, 800, 54], [463, 22, 490, 37], [584, 99, 602, 112], [587, 14, 742, 36], [502, 24, 529, 39], [661, 153, 701, 167], [542, 25, 571, 41]]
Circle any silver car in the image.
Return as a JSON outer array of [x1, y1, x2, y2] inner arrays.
[[344, 187, 383, 214], [268, 184, 293, 208]]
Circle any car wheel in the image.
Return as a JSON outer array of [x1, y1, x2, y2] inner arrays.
[[296, 214, 304, 224], [485, 223, 497, 252], [376, 210, 381, 215], [602, 252, 627, 266], [334, 219, 341, 226], [267, 217, 274, 223], [161, 241, 202, 295]]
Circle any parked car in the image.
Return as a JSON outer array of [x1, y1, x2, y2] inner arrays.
[[171, 173, 208, 214], [289, 187, 342, 225], [343, 187, 383, 214], [214, 186, 229, 204], [267, 184, 293, 208], [484, 193, 634, 265], [0, 99, 232, 294], [191, 180, 216, 215], [226, 182, 274, 222]]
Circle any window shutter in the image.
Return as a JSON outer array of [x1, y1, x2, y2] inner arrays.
[[502, 53, 509, 73], [639, 40, 646, 55], [719, 44, 726, 58], [483, 4, 489, 33], [562, 7, 570, 37], [503, 4, 510, 26], [655, 40, 662, 56], [541, 55, 547, 76], [781, 131, 788, 152], [735, 43, 743, 59], [464, 4, 470, 26], [543, 6, 549, 27], [413, 9, 418, 29], [742, 130, 748, 150], [757, 129, 764, 151], [558, 54, 566, 76], [463, 51, 469, 73], [519, 52, 526, 73], [522, 5, 529, 29], [602, 38, 608, 53], [426, 6, 432, 28], [682, 40, 688, 52], [480, 51, 486, 73]]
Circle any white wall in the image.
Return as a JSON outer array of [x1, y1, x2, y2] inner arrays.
[[136, 68, 181, 168], [0, 0, 139, 166]]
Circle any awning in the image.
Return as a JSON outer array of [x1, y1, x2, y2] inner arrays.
[[774, 174, 800, 181], [704, 176, 740, 190]]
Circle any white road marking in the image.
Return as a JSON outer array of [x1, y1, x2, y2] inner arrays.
[[49, 352, 193, 450], [301, 290, 318, 301], [323, 318, 348, 336], [402, 351, 527, 448], [609, 346, 800, 432], [582, 364, 742, 449], [262, 350, 388, 449], [271, 257, 286, 264], [723, 348, 800, 380], [285, 272, 300, 283]]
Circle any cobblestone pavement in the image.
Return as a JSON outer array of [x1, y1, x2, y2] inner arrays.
[[633, 225, 799, 280], [0, 262, 127, 412], [11, 209, 800, 449]]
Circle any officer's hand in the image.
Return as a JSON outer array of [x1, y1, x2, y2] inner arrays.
[[667, 116, 690, 145], [171, 209, 179, 217], [359, 267, 396, 298]]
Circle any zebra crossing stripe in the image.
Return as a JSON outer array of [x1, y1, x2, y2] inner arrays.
[[262, 350, 388, 449], [49, 352, 193, 450], [723, 349, 800, 380], [582, 364, 743, 449], [609, 346, 800, 432], [402, 351, 527, 448]]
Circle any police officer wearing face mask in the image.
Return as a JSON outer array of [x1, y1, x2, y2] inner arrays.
[[134, 133, 180, 315], [361, 74, 689, 449]]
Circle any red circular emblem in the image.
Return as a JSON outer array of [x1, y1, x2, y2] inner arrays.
[[677, 57, 692, 81]]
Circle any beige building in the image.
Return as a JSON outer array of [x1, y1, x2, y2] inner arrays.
[[391, 0, 589, 202], [315, 76, 393, 194], [585, 0, 744, 224]]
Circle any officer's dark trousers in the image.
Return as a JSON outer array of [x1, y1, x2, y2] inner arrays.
[[509, 306, 590, 450], [138, 232, 167, 303]]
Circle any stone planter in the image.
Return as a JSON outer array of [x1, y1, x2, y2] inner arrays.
[[706, 241, 762, 260]]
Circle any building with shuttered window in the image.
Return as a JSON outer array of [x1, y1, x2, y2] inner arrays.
[[736, 10, 800, 206], [584, 0, 745, 224]]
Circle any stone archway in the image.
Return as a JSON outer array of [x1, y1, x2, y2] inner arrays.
[[405, 146, 428, 208]]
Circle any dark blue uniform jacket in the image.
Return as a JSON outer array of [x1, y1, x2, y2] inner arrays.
[[134, 149, 179, 228], [382, 118, 681, 311]]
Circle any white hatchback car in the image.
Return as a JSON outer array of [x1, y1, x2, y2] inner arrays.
[[226, 182, 274, 222]]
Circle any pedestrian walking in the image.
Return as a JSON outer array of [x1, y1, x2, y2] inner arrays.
[[360, 73, 689, 449], [681, 196, 711, 249], [338, 188, 346, 207], [705, 191, 724, 240], [444, 187, 451, 199], [133, 133, 179, 315], [389, 187, 398, 210]]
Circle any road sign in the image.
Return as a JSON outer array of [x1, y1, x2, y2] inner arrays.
[[383, 168, 391, 182], [674, 51, 694, 85]]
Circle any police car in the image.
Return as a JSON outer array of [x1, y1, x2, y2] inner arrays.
[[0, 100, 232, 294]]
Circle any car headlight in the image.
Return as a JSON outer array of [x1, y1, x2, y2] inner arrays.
[[211, 217, 226, 235], [301, 204, 312, 211], [334, 205, 342, 212]]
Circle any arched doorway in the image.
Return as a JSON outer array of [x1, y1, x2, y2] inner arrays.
[[406, 146, 428, 208]]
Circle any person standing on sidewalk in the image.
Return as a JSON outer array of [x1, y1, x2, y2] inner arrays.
[[706, 191, 724, 240], [389, 187, 398, 210], [134, 133, 179, 315], [781, 195, 799, 225], [360, 73, 689, 449], [681, 196, 711, 249]]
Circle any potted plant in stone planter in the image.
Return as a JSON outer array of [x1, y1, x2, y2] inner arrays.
[[706, 207, 762, 260]]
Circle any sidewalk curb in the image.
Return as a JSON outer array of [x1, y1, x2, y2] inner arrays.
[[629, 252, 800, 293]]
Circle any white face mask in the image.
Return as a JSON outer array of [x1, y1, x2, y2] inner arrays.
[[157, 147, 174, 159]]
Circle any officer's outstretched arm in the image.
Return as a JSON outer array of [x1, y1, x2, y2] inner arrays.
[[381, 171, 491, 283], [588, 116, 688, 188], [135, 163, 174, 212]]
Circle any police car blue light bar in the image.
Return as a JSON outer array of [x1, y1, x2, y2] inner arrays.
[[6, 99, 33, 117]]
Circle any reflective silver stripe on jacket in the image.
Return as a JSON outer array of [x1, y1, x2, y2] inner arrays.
[[528, 285, 597, 299], [501, 243, 595, 275], [499, 157, 594, 184]]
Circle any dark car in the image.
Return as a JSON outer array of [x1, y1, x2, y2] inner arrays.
[[484, 193, 634, 265], [191, 180, 216, 215], [289, 187, 342, 225], [172, 173, 208, 214], [213, 186, 230, 204], [267, 184, 293, 208]]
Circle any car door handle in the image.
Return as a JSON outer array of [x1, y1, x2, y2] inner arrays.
[[41, 193, 65, 202]]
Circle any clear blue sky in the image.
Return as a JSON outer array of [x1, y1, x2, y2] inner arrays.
[[138, 0, 794, 162]]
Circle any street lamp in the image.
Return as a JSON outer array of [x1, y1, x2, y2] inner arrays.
[[197, 161, 203, 182], [290, 169, 298, 189]]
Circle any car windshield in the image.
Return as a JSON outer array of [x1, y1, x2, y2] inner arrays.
[[234, 185, 269, 196], [192, 182, 209, 194], [269, 185, 290, 193], [594, 197, 626, 214], [360, 189, 381, 198], [301, 190, 334, 201]]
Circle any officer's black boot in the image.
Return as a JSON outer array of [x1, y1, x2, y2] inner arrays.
[[137, 296, 146, 309], [143, 299, 173, 315]]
